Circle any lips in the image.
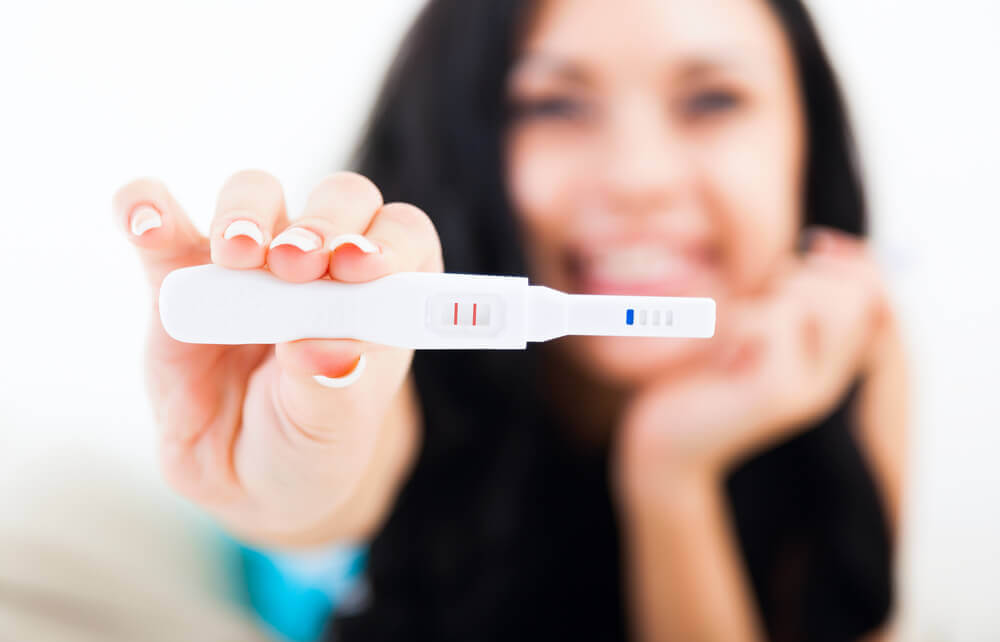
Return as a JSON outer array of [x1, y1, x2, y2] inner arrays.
[[567, 242, 716, 296]]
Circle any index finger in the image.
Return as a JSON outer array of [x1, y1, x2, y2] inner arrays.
[[329, 202, 444, 282]]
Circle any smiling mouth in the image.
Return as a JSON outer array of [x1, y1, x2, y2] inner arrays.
[[566, 242, 717, 297]]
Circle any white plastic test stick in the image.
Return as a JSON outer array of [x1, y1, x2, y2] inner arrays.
[[159, 264, 716, 349]]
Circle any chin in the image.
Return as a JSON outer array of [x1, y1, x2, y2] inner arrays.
[[560, 334, 715, 387]]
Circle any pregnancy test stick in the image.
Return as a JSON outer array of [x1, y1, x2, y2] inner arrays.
[[159, 264, 715, 349]]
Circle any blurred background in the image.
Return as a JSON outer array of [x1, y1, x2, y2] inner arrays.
[[0, 1, 998, 639]]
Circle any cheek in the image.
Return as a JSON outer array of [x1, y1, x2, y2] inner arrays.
[[506, 131, 589, 278], [506, 130, 592, 232], [695, 128, 801, 294]]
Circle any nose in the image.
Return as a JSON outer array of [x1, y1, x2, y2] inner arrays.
[[597, 94, 690, 215]]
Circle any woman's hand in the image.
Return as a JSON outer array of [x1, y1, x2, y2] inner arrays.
[[113, 171, 442, 547], [616, 228, 891, 500]]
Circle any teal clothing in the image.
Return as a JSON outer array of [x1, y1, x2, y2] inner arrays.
[[237, 541, 368, 642]]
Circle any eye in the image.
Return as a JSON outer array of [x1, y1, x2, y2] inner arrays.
[[509, 96, 588, 121], [681, 89, 742, 118]]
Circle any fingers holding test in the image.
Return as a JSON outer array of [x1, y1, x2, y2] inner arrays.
[[331, 201, 445, 282], [266, 172, 383, 282], [211, 169, 289, 269]]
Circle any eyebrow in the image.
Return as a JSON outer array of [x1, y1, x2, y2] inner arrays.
[[507, 50, 756, 86], [507, 53, 591, 85], [675, 56, 752, 80]]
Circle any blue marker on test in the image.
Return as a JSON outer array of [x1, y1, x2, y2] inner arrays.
[[158, 265, 716, 349]]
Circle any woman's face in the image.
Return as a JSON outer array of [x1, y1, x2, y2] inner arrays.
[[505, 0, 806, 385]]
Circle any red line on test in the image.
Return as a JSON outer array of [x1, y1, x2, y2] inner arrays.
[[453, 302, 458, 325], [472, 303, 477, 326]]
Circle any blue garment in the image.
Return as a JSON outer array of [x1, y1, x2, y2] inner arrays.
[[237, 541, 368, 642]]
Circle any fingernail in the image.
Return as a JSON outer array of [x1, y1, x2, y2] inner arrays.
[[130, 205, 162, 236], [328, 233, 379, 254], [312, 354, 366, 388], [270, 227, 323, 252], [223, 219, 264, 245]]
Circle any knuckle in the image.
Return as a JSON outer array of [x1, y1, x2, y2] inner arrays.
[[223, 168, 282, 192], [217, 170, 285, 214], [379, 201, 432, 233], [379, 202, 443, 263], [316, 171, 383, 206], [113, 177, 167, 215]]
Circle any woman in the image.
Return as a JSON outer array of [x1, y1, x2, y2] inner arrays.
[[113, 0, 906, 639]]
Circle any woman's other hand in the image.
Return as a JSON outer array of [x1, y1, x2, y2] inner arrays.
[[616, 228, 893, 501]]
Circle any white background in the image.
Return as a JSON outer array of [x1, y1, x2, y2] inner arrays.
[[0, 1, 997, 639]]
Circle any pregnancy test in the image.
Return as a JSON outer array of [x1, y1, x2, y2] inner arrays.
[[159, 264, 715, 349]]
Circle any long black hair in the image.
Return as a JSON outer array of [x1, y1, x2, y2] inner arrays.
[[331, 1, 888, 640]]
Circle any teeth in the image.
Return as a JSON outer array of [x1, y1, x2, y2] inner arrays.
[[587, 245, 688, 282]]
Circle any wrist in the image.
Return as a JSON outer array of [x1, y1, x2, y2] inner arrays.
[[614, 448, 723, 523], [613, 407, 730, 517]]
